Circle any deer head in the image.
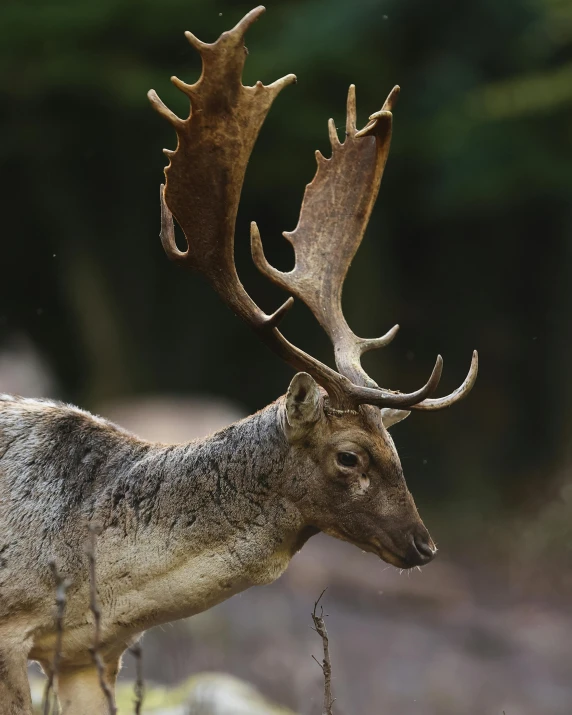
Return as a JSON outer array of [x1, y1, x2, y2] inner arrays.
[[148, 6, 477, 568]]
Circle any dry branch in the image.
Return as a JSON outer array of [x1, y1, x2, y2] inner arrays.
[[86, 523, 118, 715], [42, 561, 70, 715], [129, 643, 144, 715], [311, 590, 335, 715]]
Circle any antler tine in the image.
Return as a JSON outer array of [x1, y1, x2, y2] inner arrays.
[[182, 5, 265, 54], [360, 324, 401, 353], [328, 118, 341, 147], [348, 354, 443, 408], [346, 83, 357, 134], [410, 351, 478, 410], [230, 5, 267, 39], [383, 85, 400, 111], [159, 184, 185, 261], [147, 89, 185, 130]]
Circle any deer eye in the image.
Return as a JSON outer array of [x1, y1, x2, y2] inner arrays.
[[337, 451, 358, 467]]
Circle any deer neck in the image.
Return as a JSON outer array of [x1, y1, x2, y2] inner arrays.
[[92, 400, 310, 630], [163, 399, 302, 556]]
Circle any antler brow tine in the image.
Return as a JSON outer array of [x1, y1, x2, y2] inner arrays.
[[410, 351, 479, 410]]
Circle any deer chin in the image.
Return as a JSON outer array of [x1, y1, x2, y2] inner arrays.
[[325, 526, 411, 569], [368, 537, 412, 569]]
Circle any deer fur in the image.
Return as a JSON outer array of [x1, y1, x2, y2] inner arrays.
[[0, 376, 433, 714]]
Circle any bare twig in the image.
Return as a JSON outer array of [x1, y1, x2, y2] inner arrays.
[[42, 561, 70, 715], [129, 643, 144, 714], [86, 523, 117, 715], [311, 589, 335, 715]]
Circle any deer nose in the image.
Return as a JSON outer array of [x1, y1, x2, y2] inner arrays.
[[408, 528, 437, 565]]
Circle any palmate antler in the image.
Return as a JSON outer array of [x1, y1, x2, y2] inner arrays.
[[148, 6, 477, 411]]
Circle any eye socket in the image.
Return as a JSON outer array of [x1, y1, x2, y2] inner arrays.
[[337, 451, 358, 468]]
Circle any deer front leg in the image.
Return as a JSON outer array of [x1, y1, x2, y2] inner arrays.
[[56, 657, 120, 715], [0, 648, 33, 715]]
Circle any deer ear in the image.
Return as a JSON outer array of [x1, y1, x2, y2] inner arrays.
[[285, 372, 322, 432], [381, 408, 410, 429]]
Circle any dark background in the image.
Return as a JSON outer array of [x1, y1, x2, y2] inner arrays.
[[3, 0, 572, 712]]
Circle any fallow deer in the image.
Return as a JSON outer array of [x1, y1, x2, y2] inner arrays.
[[0, 7, 477, 714]]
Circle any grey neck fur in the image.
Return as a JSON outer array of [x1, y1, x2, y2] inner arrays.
[[101, 399, 291, 541], [0, 396, 307, 652]]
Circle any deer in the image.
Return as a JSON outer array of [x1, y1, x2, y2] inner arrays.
[[0, 7, 477, 714]]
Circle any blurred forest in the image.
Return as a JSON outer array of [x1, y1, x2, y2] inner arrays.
[[2, 0, 572, 711]]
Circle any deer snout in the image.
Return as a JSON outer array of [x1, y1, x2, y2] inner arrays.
[[406, 525, 437, 566]]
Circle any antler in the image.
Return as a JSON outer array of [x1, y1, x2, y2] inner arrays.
[[251, 79, 477, 408], [149, 6, 476, 411], [252, 84, 399, 389]]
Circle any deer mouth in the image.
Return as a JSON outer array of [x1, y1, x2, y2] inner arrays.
[[368, 537, 413, 569], [328, 525, 412, 569], [370, 535, 437, 568]]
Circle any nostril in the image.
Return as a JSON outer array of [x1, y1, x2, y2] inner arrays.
[[413, 535, 437, 561]]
